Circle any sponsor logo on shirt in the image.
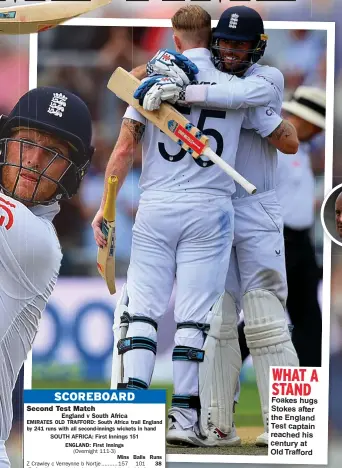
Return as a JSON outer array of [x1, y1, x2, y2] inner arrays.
[[0, 196, 16, 230]]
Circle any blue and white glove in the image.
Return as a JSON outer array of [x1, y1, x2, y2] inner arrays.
[[134, 75, 185, 111], [146, 49, 198, 86]]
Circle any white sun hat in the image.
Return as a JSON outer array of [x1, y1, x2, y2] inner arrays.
[[282, 86, 326, 129]]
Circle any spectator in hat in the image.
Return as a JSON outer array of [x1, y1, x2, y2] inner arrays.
[[276, 86, 325, 367]]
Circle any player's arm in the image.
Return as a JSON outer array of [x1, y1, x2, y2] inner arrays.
[[135, 64, 284, 112], [184, 69, 284, 110], [134, 50, 281, 110], [102, 117, 144, 200], [92, 113, 145, 247], [267, 119, 299, 154]]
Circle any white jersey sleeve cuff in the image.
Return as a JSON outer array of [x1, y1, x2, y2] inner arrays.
[[185, 78, 276, 110], [243, 106, 282, 138], [123, 105, 146, 125], [258, 113, 282, 138], [185, 85, 209, 106]]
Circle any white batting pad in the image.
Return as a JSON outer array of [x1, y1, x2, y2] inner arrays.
[[209, 292, 242, 434], [110, 283, 129, 388], [243, 289, 299, 431], [198, 293, 224, 437]]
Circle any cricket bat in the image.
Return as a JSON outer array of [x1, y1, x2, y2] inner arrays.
[[107, 67, 257, 195], [97, 175, 118, 295], [0, 0, 111, 35]]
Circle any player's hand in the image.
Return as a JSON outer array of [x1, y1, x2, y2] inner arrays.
[[134, 75, 185, 111], [92, 208, 106, 248], [146, 49, 199, 86]]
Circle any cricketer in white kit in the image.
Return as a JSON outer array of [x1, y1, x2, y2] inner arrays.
[[0, 87, 93, 467], [93, 7, 288, 449], [137, 5, 300, 447], [208, 7, 300, 447]]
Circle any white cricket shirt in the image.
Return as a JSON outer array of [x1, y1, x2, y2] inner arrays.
[[0, 195, 61, 440], [124, 49, 281, 197], [276, 143, 315, 230], [185, 62, 284, 198]]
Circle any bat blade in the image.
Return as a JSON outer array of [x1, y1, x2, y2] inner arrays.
[[107, 67, 257, 195], [97, 175, 118, 295], [0, 0, 111, 35], [107, 67, 210, 159]]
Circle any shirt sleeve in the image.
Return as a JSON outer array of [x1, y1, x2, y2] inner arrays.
[[185, 67, 284, 110], [243, 106, 282, 138], [123, 105, 146, 125]]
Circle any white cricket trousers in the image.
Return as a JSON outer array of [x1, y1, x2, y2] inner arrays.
[[124, 190, 234, 426], [226, 190, 287, 307]]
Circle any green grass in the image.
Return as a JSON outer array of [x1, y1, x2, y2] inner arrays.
[[32, 379, 262, 428], [32, 380, 110, 389], [235, 383, 263, 427]]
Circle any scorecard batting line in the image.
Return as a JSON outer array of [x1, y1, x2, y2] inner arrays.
[[107, 68, 257, 195], [0, 0, 111, 35]]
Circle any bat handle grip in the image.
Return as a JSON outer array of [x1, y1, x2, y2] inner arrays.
[[203, 147, 257, 195]]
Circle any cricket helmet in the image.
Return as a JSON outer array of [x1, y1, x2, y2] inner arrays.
[[212, 6, 268, 74], [0, 86, 94, 205]]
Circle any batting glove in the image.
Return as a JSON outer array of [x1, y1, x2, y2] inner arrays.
[[146, 49, 198, 86], [134, 75, 186, 111]]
